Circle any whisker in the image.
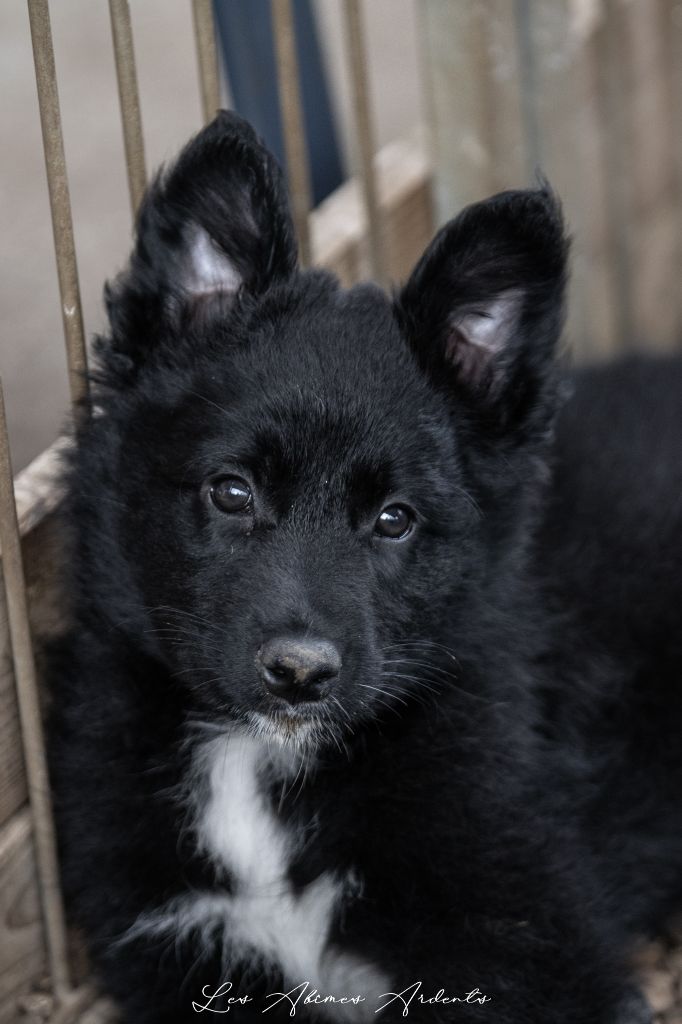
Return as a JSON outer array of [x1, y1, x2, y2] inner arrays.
[[382, 658, 455, 680], [358, 682, 409, 708], [383, 639, 460, 664]]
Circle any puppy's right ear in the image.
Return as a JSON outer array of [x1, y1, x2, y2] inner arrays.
[[101, 111, 296, 378], [396, 186, 568, 441]]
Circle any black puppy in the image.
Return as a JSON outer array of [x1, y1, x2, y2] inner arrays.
[[50, 111, 682, 1023]]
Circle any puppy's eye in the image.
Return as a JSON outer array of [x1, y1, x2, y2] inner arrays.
[[374, 505, 413, 540], [209, 476, 253, 513]]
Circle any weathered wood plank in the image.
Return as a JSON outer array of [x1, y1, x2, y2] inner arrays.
[[668, 0, 682, 346], [76, 998, 119, 1024], [619, 0, 679, 351], [522, 1, 582, 350], [482, 0, 527, 193], [417, 1, 504, 220], [523, 0, 624, 360], [0, 581, 26, 828], [0, 512, 68, 829], [0, 436, 71, 826], [13, 438, 69, 540], [312, 131, 432, 286], [0, 442, 68, 827], [0, 810, 45, 1024], [568, 9, 621, 360], [417, 0, 527, 211]]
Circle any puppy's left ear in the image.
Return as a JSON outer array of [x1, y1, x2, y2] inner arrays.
[[102, 111, 297, 378], [396, 186, 569, 437]]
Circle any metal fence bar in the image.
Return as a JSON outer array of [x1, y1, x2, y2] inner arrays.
[[342, 0, 385, 285], [27, 0, 88, 410], [271, 0, 312, 266], [0, 380, 72, 1001], [109, 0, 147, 217], [192, 0, 221, 125]]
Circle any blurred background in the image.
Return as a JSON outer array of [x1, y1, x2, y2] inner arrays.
[[1, 0, 681, 471]]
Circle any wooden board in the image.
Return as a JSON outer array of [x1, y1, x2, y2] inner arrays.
[[311, 130, 432, 286], [619, 0, 679, 352], [0, 512, 68, 830], [0, 439, 70, 827], [76, 999, 118, 1024], [0, 582, 26, 829], [417, 1, 520, 218], [0, 810, 45, 1024]]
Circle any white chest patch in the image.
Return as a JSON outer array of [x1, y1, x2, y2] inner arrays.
[[197, 731, 339, 985], [124, 729, 389, 1020]]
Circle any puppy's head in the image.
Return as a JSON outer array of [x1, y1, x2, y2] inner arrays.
[[82, 112, 568, 752]]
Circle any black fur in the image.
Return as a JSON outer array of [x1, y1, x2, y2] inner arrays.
[[50, 111, 682, 1023]]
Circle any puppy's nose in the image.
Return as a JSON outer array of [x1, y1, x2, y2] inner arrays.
[[257, 637, 341, 703]]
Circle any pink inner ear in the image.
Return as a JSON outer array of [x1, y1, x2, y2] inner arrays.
[[445, 326, 493, 385], [183, 226, 242, 297], [446, 290, 524, 385]]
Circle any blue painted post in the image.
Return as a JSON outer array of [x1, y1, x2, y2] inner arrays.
[[212, 0, 344, 205]]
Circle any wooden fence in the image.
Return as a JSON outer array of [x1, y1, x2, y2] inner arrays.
[[419, 0, 682, 361]]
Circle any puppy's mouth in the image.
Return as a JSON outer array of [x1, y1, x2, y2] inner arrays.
[[247, 700, 342, 752], [267, 702, 315, 728]]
